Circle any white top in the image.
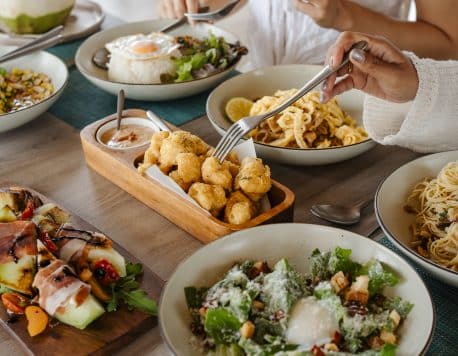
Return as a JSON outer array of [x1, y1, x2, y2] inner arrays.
[[363, 53, 458, 153], [247, 0, 409, 67]]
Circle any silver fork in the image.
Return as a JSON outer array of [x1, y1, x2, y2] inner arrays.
[[184, 0, 240, 21], [212, 41, 368, 162]]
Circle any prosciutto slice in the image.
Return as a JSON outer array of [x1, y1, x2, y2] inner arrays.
[[33, 244, 91, 316]]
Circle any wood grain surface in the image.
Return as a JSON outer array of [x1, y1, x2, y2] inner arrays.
[[0, 112, 421, 355]]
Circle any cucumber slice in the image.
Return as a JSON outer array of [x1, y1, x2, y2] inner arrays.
[[89, 248, 126, 277], [55, 294, 105, 330], [0, 255, 36, 295]]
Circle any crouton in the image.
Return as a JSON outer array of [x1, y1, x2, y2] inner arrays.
[[330, 271, 349, 293], [389, 309, 401, 328], [380, 330, 397, 344], [346, 275, 369, 305]]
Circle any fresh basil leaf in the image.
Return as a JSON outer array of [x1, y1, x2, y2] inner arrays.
[[204, 308, 241, 344]]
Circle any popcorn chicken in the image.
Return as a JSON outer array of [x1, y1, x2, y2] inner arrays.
[[345, 275, 369, 305], [188, 183, 227, 217], [137, 131, 170, 174], [224, 191, 258, 225], [330, 271, 349, 293], [235, 157, 271, 199], [201, 157, 233, 191], [176, 152, 202, 184], [159, 131, 209, 173], [169, 170, 192, 192]]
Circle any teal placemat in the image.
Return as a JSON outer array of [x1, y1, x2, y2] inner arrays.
[[378, 236, 457, 356], [47, 40, 237, 129]]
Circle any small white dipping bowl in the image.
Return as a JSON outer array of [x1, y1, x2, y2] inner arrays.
[[376, 150, 458, 287], [0, 48, 68, 133], [206, 64, 376, 166], [76, 20, 243, 101], [159, 223, 435, 356], [96, 117, 158, 150]]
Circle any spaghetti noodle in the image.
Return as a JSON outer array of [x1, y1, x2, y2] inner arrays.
[[406, 161, 458, 271]]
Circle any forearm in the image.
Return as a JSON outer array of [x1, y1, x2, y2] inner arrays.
[[337, 1, 458, 59]]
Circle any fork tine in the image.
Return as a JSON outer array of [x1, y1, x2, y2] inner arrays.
[[215, 126, 244, 161], [214, 124, 240, 154]]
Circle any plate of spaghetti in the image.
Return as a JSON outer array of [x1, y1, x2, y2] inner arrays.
[[206, 65, 376, 165], [376, 151, 458, 287]]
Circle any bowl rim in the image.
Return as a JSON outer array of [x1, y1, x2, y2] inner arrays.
[[158, 222, 436, 356], [0, 50, 69, 118], [75, 20, 244, 87], [375, 151, 458, 277], [206, 63, 374, 152]]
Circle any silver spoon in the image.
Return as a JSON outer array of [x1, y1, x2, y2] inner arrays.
[[310, 198, 374, 226]]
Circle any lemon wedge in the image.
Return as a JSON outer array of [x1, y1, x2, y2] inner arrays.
[[225, 97, 254, 122]]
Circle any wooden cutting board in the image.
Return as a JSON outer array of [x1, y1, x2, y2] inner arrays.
[[0, 185, 164, 356]]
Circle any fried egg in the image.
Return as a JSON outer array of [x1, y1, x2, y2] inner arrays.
[[105, 32, 181, 84], [105, 32, 180, 60]]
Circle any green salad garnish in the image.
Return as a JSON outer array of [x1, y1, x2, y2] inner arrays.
[[184, 247, 413, 355], [161, 33, 247, 83]]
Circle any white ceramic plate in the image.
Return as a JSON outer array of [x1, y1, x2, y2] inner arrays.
[[376, 150, 458, 287], [206, 65, 376, 166], [159, 223, 434, 356], [0, 48, 68, 133], [75, 20, 243, 101], [0, 0, 105, 46]]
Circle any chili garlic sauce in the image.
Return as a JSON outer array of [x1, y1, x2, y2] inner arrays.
[[101, 124, 155, 148]]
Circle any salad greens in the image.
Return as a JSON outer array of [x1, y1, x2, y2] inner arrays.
[[184, 247, 413, 355], [107, 262, 157, 315], [162, 33, 247, 83]]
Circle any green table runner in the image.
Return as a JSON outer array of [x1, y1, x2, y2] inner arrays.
[[46, 38, 456, 356], [47, 40, 236, 129]]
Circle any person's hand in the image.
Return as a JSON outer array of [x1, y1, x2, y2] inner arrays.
[[160, 0, 199, 19], [321, 32, 419, 103], [294, 0, 349, 29]]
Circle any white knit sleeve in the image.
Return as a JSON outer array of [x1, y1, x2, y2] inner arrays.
[[362, 53, 458, 153]]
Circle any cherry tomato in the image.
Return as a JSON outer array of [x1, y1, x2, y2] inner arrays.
[[93, 259, 120, 285], [39, 232, 58, 254], [311, 346, 325, 356], [1, 293, 28, 314], [20, 201, 34, 220]]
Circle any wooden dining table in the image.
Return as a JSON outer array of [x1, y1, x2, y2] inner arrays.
[[0, 110, 424, 355]]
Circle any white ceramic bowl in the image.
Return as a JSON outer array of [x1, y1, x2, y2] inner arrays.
[[95, 117, 159, 150], [206, 65, 376, 165], [75, 20, 243, 101], [376, 150, 458, 287], [0, 48, 68, 133], [159, 223, 435, 356]]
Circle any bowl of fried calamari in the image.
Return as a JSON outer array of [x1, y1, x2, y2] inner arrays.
[[206, 65, 376, 166]]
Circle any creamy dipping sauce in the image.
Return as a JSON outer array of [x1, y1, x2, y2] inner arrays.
[[100, 124, 155, 149]]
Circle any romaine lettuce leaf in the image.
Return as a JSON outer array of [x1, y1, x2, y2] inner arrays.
[[383, 296, 414, 319], [358, 260, 399, 295], [205, 308, 241, 344]]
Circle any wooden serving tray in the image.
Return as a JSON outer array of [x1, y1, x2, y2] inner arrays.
[[80, 109, 295, 243], [0, 185, 163, 356]]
